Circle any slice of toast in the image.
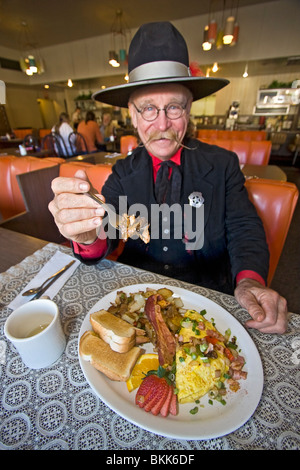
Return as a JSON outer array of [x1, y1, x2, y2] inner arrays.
[[79, 330, 143, 381], [90, 310, 136, 352]]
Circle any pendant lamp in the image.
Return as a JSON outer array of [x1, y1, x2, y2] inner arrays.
[[223, 16, 235, 44], [202, 25, 212, 51]]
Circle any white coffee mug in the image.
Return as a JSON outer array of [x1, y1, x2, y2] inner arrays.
[[4, 299, 66, 369]]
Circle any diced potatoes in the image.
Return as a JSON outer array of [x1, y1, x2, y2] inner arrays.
[[157, 288, 174, 299], [128, 293, 145, 313]]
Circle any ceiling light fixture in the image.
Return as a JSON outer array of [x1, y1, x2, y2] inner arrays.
[[109, 10, 131, 68], [18, 21, 45, 76], [202, 0, 240, 52], [67, 79, 73, 87], [212, 62, 219, 73], [243, 63, 248, 78], [207, 1, 217, 44], [230, 0, 240, 47], [223, 16, 235, 44], [202, 25, 212, 51]]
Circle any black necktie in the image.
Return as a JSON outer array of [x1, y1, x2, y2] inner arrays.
[[154, 160, 182, 205]]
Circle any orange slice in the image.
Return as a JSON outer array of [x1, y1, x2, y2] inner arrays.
[[126, 353, 159, 392]]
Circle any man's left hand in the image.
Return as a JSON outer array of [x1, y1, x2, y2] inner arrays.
[[234, 279, 288, 334]]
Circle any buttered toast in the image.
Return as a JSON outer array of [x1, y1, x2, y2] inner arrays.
[[90, 310, 147, 352], [79, 330, 143, 381]]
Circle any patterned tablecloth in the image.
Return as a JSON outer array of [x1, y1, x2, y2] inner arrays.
[[0, 243, 299, 451]]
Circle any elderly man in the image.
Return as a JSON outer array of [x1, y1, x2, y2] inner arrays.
[[49, 22, 287, 334]]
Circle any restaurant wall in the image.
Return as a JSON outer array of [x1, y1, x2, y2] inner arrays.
[[5, 84, 67, 130], [214, 71, 299, 116]]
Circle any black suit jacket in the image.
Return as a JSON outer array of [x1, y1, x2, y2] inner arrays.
[[78, 139, 269, 294]]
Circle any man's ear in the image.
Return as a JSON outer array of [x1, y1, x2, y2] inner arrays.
[[128, 102, 137, 129]]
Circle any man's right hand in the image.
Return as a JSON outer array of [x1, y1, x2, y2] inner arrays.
[[48, 169, 106, 244]]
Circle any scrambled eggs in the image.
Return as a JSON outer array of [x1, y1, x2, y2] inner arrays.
[[176, 310, 229, 404]]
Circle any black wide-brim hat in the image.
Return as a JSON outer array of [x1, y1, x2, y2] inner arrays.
[[93, 22, 229, 108]]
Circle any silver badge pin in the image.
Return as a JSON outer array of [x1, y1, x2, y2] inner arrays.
[[188, 192, 204, 208]]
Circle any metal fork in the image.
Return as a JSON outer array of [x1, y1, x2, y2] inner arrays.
[[85, 177, 149, 236], [85, 178, 121, 230]]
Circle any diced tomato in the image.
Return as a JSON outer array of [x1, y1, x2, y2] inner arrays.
[[205, 336, 219, 345], [224, 347, 235, 362]]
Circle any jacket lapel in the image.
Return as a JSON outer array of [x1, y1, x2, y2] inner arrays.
[[181, 147, 214, 227]]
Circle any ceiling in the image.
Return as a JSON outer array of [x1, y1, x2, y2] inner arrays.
[[1, 0, 298, 89], [0, 0, 275, 49]]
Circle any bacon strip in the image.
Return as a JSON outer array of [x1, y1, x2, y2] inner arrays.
[[145, 294, 176, 366]]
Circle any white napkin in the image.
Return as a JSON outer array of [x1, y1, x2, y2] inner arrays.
[[104, 152, 122, 158], [8, 251, 80, 310]]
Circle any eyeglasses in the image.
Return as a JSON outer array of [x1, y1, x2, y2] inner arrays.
[[132, 102, 187, 122]]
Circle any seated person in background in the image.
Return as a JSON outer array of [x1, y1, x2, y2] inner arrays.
[[72, 106, 82, 130], [77, 111, 104, 153], [51, 112, 74, 157], [100, 112, 115, 142], [49, 22, 288, 335]]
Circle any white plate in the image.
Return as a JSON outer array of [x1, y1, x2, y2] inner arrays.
[[78, 284, 263, 440]]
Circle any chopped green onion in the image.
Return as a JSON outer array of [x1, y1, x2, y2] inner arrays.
[[189, 406, 199, 415]]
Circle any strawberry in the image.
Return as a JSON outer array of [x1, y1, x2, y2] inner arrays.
[[169, 390, 178, 416], [145, 378, 170, 414], [158, 384, 173, 417], [135, 365, 178, 417], [135, 374, 158, 408]]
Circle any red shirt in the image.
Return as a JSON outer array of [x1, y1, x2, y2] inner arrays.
[[73, 150, 265, 286]]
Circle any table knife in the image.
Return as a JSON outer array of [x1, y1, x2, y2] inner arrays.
[[30, 259, 75, 301]]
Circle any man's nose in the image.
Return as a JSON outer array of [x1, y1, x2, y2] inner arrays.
[[154, 109, 171, 130]]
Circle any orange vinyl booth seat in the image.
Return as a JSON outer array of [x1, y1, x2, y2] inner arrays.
[[13, 129, 34, 139], [245, 178, 299, 286], [39, 129, 52, 140], [59, 162, 113, 193], [120, 135, 138, 155], [0, 156, 64, 220], [199, 138, 271, 165], [197, 129, 267, 141]]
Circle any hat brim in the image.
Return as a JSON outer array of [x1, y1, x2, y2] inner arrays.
[[92, 76, 229, 108]]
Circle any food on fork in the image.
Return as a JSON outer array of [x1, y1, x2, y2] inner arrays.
[[119, 213, 150, 244], [79, 330, 143, 381]]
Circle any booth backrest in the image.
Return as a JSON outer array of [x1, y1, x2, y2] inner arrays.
[[0, 156, 63, 220], [120, 135, 138, 155], [39, 129, 52, 140], [59, 162, 112, 193], [199, 138, 271, 165], [245, 178, 299, 285], [197, 129, 267, 141], [13, 129, 34, 139]]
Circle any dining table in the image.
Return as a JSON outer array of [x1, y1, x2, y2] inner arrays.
[[0, 233, 299, 451], [0, 147, 53, 158], [241, 164, 287, 182]]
